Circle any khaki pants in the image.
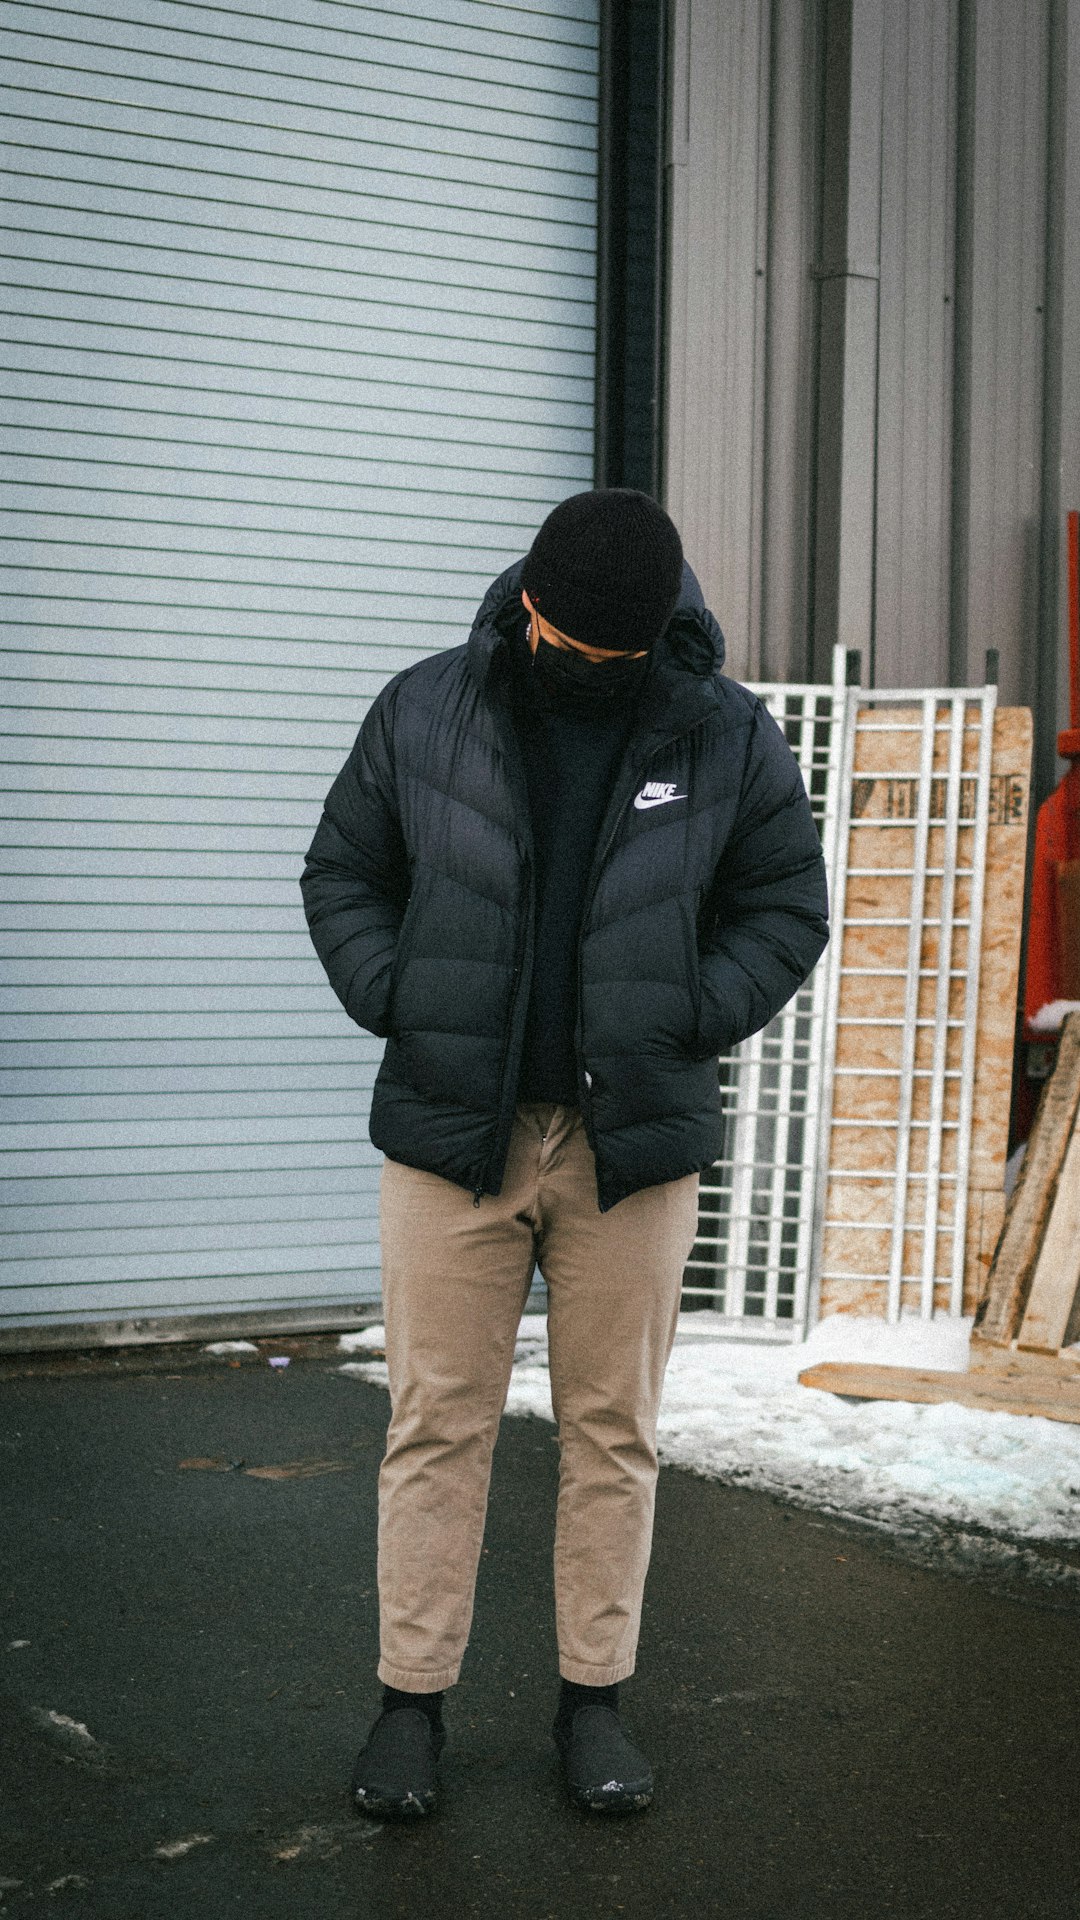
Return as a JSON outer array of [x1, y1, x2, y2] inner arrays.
[[376, 1102, 700, 1691]]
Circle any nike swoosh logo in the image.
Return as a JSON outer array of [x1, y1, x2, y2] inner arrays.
[[633, 791, 688, 810]]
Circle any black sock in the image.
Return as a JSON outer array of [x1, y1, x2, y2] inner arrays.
[[556, 1677, 619, 1726], [381, 1684, 444, 1727]]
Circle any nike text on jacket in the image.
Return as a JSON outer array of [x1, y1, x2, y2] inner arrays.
[[300, 561, 830, 1212]]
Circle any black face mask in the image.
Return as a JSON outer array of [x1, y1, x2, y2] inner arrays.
[[529, 631, 649, 714]]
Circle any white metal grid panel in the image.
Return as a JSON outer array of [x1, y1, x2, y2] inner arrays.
[[683, 657, 847, 1336], [0, 0, 599, 1335], [812, 687, 997, 1322], [685, 666, 997, 1338]]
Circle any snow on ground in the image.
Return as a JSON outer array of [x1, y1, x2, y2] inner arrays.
[[338, 1312, 1080, 1548]]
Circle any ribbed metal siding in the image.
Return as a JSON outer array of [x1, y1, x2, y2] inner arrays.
[[873, 0, 957, 689], [664, 0, 769, 681], [665, 0, 1068, 722], [664, 0, 821, 685], [0, 0, 599, 1336], [952, 0, 1050, 705]]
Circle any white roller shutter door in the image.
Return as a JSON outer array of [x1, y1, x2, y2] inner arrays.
[[0, 0, 599, 1340]]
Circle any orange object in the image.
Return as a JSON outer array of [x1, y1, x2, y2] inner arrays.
[[1023, 510, 1080, 1044]]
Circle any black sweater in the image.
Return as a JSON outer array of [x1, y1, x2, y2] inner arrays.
[[507, 625, 639, 1103]]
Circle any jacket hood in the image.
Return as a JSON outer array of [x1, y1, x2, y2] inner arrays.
[[466, 556, 726, 690]]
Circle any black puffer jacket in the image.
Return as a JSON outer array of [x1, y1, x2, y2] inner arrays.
[[300, 561, 829, 1211]]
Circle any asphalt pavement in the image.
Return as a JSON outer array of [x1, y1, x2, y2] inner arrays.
[[1, 1335, 1078, 1920]]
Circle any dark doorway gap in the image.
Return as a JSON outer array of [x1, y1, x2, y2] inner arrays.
[[595, 0, 667, 498]]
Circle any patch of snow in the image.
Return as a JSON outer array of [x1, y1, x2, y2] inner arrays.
[[31, 1707, 107, 1769], [1027, 999, 1080, 1034], [512, 1314, 551, 1367], [338, 1326, 387, 1354], [339, 1359, 388, 1384], [35, 1709, 99, 1750], [202, 1340, 258, 1354], [269, 1823, 344, 1862], [154, 1834, 213, 1861], [339, 1310, 1080, 1546]]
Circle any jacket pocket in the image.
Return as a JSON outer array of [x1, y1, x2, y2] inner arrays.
[[693, 957, 736, 1060], [688, 897, 730, 1060], [382, 877, 420, 1037], [666, 895, 707, 1057], [383, 940, 405, 1038]]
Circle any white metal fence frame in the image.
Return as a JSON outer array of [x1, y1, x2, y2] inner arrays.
[[683, 653, 998, 1339]]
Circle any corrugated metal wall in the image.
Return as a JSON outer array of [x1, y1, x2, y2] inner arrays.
[[664, 0, 771, 675], [951, 0, 1050, 705], [664, 0, 1080, 768], [1, 0, 599, 1342], [873, 0, 957, 690]]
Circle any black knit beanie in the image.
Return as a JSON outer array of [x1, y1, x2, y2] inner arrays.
[[520, 488, 684, 652]]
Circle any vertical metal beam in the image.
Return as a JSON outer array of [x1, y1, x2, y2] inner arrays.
[[661, 0, 691, 516], [761, 0, 824, 683], [746, 0, 773, 681], [1037, 0, 1080, 809], [649, 0, 671, 498], [950, 0, 1050, 705], [596, 0, 667, 495], [873, 1, 958, 691], [661, 0, 770, 677], [812, 0, 885, 682], [594, 0, 624, 489]]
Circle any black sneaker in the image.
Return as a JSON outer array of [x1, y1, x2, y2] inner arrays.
[[350, 1706, 446, 1819], [552, 1703, 654, 1814]]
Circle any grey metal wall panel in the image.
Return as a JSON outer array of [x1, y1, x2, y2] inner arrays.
[[873, 0, 957, 687], [759, 0, 823, 683], [669, 0, 1071, 740], [663, 0, 770, 680], [666, 0, 825, 682], [1037, 0, 1080, 805], [952, 0, 1050, 704], [1, 0, 599, 1337], [811, 0, 885, 679]]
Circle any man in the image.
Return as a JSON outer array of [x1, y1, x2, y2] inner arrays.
[[300, 489, 829, 1820]]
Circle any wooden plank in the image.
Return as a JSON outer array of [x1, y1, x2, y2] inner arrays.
[[968, 1342, 1080, 1378], [1015, 1118, 1080, 1352], [798, 1359, 1080, 1424], [965, 708, 1032, 1200], [972, 1012, 1080, 1350]]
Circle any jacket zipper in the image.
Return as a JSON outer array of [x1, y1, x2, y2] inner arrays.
[[473, 658, 710, 1207], [575, 719, 711, 1210], [473, 850, 533, 1205]]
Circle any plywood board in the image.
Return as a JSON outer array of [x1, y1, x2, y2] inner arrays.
[[820, 706, 1031, 1320], [798, 1359, 1080, 1424], [967, 709, 1033, 1195], [967, 1188, 1006, 1319]]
